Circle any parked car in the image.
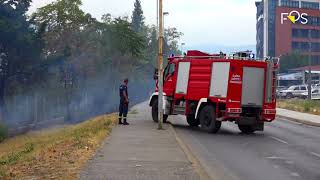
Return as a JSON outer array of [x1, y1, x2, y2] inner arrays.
[[278, 85, 308, 99], [276, 86, 287, 97], [301, 88, 320, 100], [312, 84, 320, 89]]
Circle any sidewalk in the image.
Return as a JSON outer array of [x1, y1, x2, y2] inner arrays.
[[277, 108, 320, 127], [80, 102, 200, 180]]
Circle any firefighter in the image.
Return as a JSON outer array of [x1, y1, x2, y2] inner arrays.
[[119, 78, 129, 125]]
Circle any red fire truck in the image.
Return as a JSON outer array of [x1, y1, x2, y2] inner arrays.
[[149, 50, 279, 134]]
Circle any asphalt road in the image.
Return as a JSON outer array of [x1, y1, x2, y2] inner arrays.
[[169, 115, 320, 180]]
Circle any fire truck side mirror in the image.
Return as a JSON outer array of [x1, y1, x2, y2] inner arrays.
[[153, 68, 158, 80]]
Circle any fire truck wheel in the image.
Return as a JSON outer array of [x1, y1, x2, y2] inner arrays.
[[199, 105, 221, 133], [186, 115, 200, 127], [238, 125, 255, 134], [152, 100, 168, 123]]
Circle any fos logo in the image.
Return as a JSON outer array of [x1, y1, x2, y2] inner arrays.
[[281, 10, 308, 24]]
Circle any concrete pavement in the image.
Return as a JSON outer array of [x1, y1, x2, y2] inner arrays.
[[277, 108, 320, 127], [80, 102, 200, 180]]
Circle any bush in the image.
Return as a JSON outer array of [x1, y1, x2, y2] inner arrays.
[[0, 123, 8, 142]]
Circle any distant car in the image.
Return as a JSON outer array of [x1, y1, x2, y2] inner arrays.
[[312, 84, 320, 89], [276, 86, 288, 98], [301, 88, 320, 100], [279, 85, 308, 99], [277, 86, 287, 92]]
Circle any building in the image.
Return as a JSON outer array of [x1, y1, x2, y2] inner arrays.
[[278, 65, 320, 86], [256, 1, 264, 58], [256, 0, 320, 64]]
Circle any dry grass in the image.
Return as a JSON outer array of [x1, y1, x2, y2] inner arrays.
[[277, 99, 320, 115], [0, 114, 117, 179]]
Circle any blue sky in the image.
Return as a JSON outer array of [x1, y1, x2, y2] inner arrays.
[[29, 0, 257, 47]]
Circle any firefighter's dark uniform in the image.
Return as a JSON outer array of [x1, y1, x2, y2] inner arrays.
[[119, 84, 129, 124]]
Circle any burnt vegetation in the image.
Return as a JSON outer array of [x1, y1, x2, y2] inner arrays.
[[0, 0, 183, 137]]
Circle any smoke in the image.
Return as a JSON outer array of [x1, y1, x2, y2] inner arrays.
[[2, 53, 155, 136]]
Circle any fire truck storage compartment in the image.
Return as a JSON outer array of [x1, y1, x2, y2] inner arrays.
[[176, 62, 190, 94], [210, 62, 230, 98], [241, 67, 265, 106]]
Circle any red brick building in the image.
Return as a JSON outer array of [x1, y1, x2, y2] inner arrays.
[[275, 6, 320, 62]]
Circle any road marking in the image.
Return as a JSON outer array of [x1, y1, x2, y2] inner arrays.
[[266, 156, 286, 160], [269, 136, 289, 145], [310, 152, 320, 159], [285, 160, 294, 164], [290, 172, 300, 177]]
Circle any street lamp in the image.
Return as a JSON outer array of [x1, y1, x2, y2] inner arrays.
[[181, 43, 186, 55], [308, 31, 312, 100], [157, 0, 164, 130]]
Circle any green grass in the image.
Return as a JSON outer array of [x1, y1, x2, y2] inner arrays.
[[277, 99, 320, 115], [0, 114, 117, 179]]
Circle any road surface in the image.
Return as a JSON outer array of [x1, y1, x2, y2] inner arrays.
[[168, 114, 320, 180]]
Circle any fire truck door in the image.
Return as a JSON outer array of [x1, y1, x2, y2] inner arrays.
[[163, 63, 176, 96], [210, 62, 231, 98], [175, 62, 191, 94]]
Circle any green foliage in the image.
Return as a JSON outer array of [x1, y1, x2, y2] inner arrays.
[[279, 51, 308, 73], [131, 0, 144, 32], [0, 0, 42, 120], [31, 0, 94, 57], [0, 123, 8, 142], [108, 17, 146, 58], [164, 27, 184, 56]]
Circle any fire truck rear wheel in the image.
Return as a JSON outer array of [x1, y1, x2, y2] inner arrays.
[[152, 99, 168, 123], [238, 125, 255, 134], [186, 115, 200, 127], [199, 105, 221, 133]]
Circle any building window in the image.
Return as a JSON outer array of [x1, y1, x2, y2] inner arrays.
[[292, 41, 311, 52], [311, 29, 320, 39], [292, 29, 320, 39], [301, 1, 320, 10], [311, 43, 320, 52], [281, 0, 300, 8], [307, 16, 319, 26], [312, 56, 320, 64], [292, 29, 309, 38]]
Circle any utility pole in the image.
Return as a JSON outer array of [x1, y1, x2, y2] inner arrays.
[[156, 0, 159, 34], [307, 29, 312, 100], [158, 0, 164, 129]]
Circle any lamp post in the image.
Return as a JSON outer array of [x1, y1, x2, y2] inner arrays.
[[157, 0, 164, 130], [307, 28, 314, 100]]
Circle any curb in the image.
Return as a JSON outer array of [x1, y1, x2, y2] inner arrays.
[[168, 123, 212, 180], [277, 115, 320, 127]]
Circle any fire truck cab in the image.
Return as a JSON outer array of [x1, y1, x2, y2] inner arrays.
[[149, 50, 278, 134]]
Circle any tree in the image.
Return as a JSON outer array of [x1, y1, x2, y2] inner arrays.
[[131, 0, 144, 33], [279, 51, 309, 73], [164, 27, 183, 56], [0, 0, 42, 121], [31, 0, 96, 58]]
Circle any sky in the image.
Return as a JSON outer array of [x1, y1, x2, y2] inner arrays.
[[29, 0, 258, 47]]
